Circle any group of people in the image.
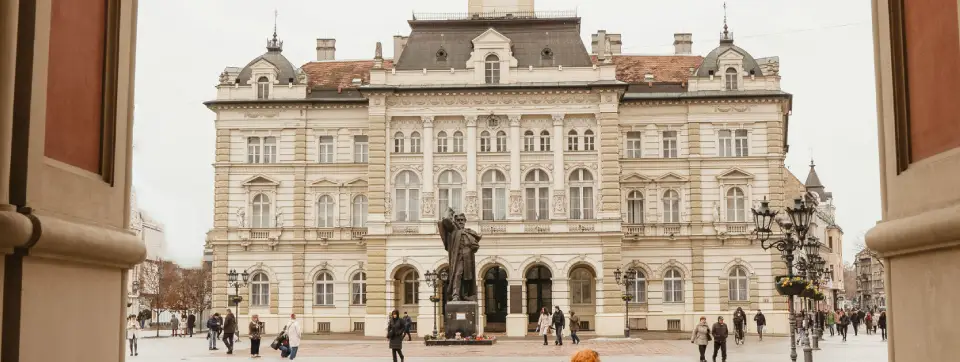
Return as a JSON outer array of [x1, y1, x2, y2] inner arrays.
[[168, 313, 197, 337], [689, 309, 771, 362], [817, 308, 887, 342], [205, 310, 303, 359], [536, 306, 582, 346]]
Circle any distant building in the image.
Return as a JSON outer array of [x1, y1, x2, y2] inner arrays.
[[853, 248, 885, 311], [128, 188, 169, 314]]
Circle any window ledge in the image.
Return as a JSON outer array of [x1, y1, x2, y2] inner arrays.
[[313, 305, 336, 308]]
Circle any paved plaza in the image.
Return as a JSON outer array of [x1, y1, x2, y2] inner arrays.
[[129, 331, 888, 362]]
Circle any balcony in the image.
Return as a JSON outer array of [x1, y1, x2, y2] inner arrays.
[[251, 230, 270, 239], [351, 228, 368, 239], [524, 223, 551, 233], [240, 228, 282, 241], [662, 224, 682, 236], [623, 224, 647, 237], [566, 221, 596, 232], [480, 222, 508, 234]]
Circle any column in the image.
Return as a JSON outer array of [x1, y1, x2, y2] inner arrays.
[[464, 115, 479, 219], [508, 115, 522, 220], [422, 116, 436, 220], [551, 114, 566, 219]]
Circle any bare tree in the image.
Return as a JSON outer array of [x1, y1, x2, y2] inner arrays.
[[138, 258, 182, 336], [176, 266, 213, 323], [842, 262, 858, 301]]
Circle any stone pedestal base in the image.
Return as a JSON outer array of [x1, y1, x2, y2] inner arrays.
[[506, 314, 528, 337], [594, 313, 625, 337], [364, 314, 387, 337], [444, 301, 478, 338]]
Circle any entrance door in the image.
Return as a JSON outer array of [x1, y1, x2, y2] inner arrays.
[[526, 265, 553, 324], [484, 266, 508, 324]]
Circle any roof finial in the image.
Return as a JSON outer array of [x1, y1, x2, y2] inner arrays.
[[273, 9, 278, 38], [721, 2, 733, 43], [266, 9, 283, 52]]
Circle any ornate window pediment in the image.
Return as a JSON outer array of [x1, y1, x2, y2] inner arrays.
[[716, 167, 755, 182], [309, 178, 339, 188], [242, 174, 280, 190], [655, 172, 688, 183], [620, 173, 653, 184], [344, 177, 368, 188]]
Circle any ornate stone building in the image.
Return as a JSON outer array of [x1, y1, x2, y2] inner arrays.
[[205, 0, 799, 337]]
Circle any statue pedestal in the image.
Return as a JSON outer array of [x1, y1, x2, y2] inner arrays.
[[444, 301, 479, 338]]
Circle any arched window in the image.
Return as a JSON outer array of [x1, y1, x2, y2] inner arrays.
[[485, 54, 500, 84], [394, 171, 420, 222], [569, 267, 594, 304], [352, 195, 368, 227], [317, 195, 335, 227], [315, 271, 334, 306], [523, 130, 535, 151], [662, 190, 680, 223], [402, 269, 420, 305], [568, 169, 594, 220], [625, 269, 646, 303], [567, 130, 579, 151], [410, 131, 422, 153], [437, 131, 448, 153], [481, 170, 507, 220], [452, 131, 465, 152], [725, 187, 746, 222], [627, 191, 644, 224], [664, 268, 684, 303], [725, 67, 738, 90], [394, 132, 405, 153], [496, 131, 508, 152], [351, 272, 367, 305], [540, 130, 551, 151], [728, 267, 749, 302], [438, 170, 463, 214], [257, 76, 270, 99], [252, 194, 272, 228], [583, 129, 595, 151], [480, 131, 492, 152], [250, 272, 270, 306], [524, 169, 550, 220]]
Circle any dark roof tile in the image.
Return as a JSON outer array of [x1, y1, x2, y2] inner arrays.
[[301, 60, 394, 89]]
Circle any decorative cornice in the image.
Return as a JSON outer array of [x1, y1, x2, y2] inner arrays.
[[621, 97, 787, 107]]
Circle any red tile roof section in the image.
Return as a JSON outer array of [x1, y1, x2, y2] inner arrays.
[[593, 55, 704, 83], [301, 60, 394, 89]]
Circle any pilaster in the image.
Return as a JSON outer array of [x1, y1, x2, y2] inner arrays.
[[597, 112, 621, 216], [212, 245, 229, 309], [293, 244, 305, 314], [365, 238, 388, 315], [600, 235, 623, 313], [214, 170, 230, 228], [465, 115, 479, 220], [367, 113, 387, 221], [692, 243, 705, 312], [551, 114, 567, 219], [216, 129, 231, 162], [293, 165, 306, 238], [689, 158, 704, 232]]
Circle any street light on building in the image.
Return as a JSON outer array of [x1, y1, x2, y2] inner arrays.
[[613, 266, 635, 338]]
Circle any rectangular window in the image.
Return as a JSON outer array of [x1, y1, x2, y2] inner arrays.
[[496, 133, 507, 152], [481, 188, 506, 220], [247, 137, 261, 164], [437, 135, 448, 153], [404, 280, 419, 305], [453, 134, 464, 152], [626, 132, 643, 158], [583, 132, 595, 151], [319, 136, 335, 163], [567, 134, 579, 151], [734, 129, 749, 157], [540, 133, 551, 151], [354, 135, 369, 163], [262, 137, 277, 163], [627, 199, 644, 224], [438, 187, 462, 214], [571, 280, 591, 304], [351, 282, 366, 305], [394, 136, 404, 153], [718, 130, 733, 157], [316, 283, 334, 306], [480, 136, 491, 152], [662, 131, 678, 158], [524, 133, 535, 151], [525, 187, 549, 220]]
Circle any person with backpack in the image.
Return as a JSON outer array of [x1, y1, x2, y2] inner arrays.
[[206, 313, 222, 350], [271, 325, 290, 357], [402, 312, 413, 341], [732, 307, 746, 345]]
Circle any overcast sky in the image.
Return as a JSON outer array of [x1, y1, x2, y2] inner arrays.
[[131, 0, 880, 267]]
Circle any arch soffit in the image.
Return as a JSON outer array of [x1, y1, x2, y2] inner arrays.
[[518, 255, 560, 278], [561, 256, 601, 278], [392, 169, 423, 184], [387, 259, 425, 281], [435, 168, 464, 184], [655, 259, 691, 280], [721, 258, 757, 277], [306, 262, 338, 282], [244, 262, 279, 283], [476, 256, 512, 279], [623, 260, 655, 279], [522, 167, 551, 182], [565, 167, 596, 181]]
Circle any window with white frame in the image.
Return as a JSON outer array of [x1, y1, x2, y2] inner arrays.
[[437, 170, 463, 214], [480, 131, 492, 152], [725, 67, 738, 90], [315, 271, 334, 306], [625, 269, 647, 303], [728, 267, 749, 302], [250, 272, 270, 306], [257, 76, 270, 99], [351, 272, 367, 305], [524, 169, 550, 220], [247, 137, 277, 164], [352, 195, 367, 227], [481, 169, 507, 221], [569, 267, 593, 304], [496, 131, 508, 152], [583, 129, 595, 151], [393, 132, 405, 153], [252, 193, 272, 228], [662, 131, 678, 158], [718, 130, 733, 157], [410, 131, 422, 153], [402, 270, 419, 305], [719, 129, 748, 157], [540, 130, 551, 151], [567, 130, 579, 151], [485, 54, 500, 84], [394, 171, 420, 222], [437, 131, 449, 153], [734, 129, 748, 157], [318, 136, 335, 163], [725, 187, 746, 222], [568, 168, 594, 220], [627, 190, 644, 224], [662, 190, 680, 223], [523, 130, 535, 151], [354, 135, 368, 163], [663, 268, 684, 303], [262, 137, 277, 163], [626, 131, 642, 158], [452, 131, 464, 152], [247, 137, 262, 163], [317, 195, 335, 227]]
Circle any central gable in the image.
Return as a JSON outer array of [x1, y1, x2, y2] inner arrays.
[[466, 27, 519, 70]]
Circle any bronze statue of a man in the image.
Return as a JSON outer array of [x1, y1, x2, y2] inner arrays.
[[437, 209, 481, 301]]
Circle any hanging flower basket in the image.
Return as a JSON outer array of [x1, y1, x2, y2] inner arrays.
[[775, 276, 809, 296], [621, 294, 634, 302]]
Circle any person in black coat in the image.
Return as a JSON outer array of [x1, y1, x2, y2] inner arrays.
[[186, 314, 196, 337], [387, 310, 405, 362], [754, 310, 767, 341], [878, 311, 888, 341], [552, 306, 566, 346]]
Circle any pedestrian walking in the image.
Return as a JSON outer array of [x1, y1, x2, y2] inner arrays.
[[388, 310, 406, 362], [851, 309, 861, 336], [206, 313, 221, 350], [179, 314, 188, 337], [285, 314, 303, 360], [569, 311, 581, 345], [222, 309, 237, 354], [170, 314, 180, 337], [570, 349, 601, 362], [126, 314, 140, 357], [753, 310, 766, 341], [865, 312, 874, 335], [732, 307, 746, 345], [838, 310, 850, 342], [878, 311, 888, 341], [249, 314, 263, 358], [215, 313, 224, 340], [826, 310, 836, 337], [537, 307, 552, 346], [711, 316, 729, 362], [691, 316, 711, 362], [402, 312, 413, 341], [553, 306, 566, 346], [187, 314, 196, 337]]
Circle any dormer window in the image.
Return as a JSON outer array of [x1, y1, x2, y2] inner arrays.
[[436, 48, 448, 62], [485, 54, 500, 84], [541, 47, 554, 60], [257, 76, 270, 99], [725, 67, 738, 90]]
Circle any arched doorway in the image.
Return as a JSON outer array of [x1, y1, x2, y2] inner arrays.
[[393, 266, 420, 326], [483, 265, 508, 330], [526, 265, 553, 325], [568, 265, 596, 331]]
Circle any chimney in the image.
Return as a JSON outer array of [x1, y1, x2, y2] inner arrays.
[[393, 35, 408, 61], [316, 38, 336, 61], [673, 33, 693, 55], [592, 30, 622, 62], [591, 30, 607, 56]]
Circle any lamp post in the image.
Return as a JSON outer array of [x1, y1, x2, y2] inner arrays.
[[613, 267, 635, 338], [424, 269, 448, 338], [751, 197, 815, 362], [796, 236, 824, 351], [227, 269, 250, 340]]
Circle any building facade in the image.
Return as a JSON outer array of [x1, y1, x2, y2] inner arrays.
[[127, 188, 169, 314], [789, 161, 845, 311], [853, 248, 884, 310], [205, 0, 800, 337]]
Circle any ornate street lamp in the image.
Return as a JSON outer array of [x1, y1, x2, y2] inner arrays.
[[752, 197, 815, 362], [226, 269, 250, 312], [613, 266, 636, 338], [425, 270, 439, 338]]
